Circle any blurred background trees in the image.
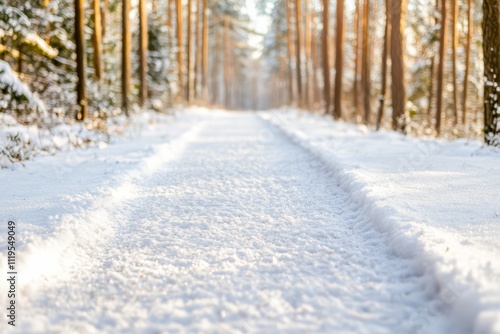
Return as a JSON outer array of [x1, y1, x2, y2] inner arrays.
[[0, 0, 499, 145]]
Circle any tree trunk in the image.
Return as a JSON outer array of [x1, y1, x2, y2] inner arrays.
[[93, 0, 103, 80], [176, 0, 184, 103], [193, 0, 201, 101], [286, 0, 296, 105], [451, 0, 458, 125], [102, 0, 108, 36], [333, 0, 344, 119], [75, 0, 87, 120], [224, 16, 230, 109], [482, 0, 500, 145], [391, 0, 406, 132], [304, 0, 312, 109], [138, 0, 148, 106], [186, 0, 193, 103], [322, 0, 331, 115], [122, 0, 131, 114], [311, 10, 320, 106], [353, 0, 360, 116], [462, 0, 471, 125], [361, 0, 371, 124], [201, 0, 208, 102], [294, 0, 303, 106], [436, 0, 447, 134], [376, 0, 391, 130]]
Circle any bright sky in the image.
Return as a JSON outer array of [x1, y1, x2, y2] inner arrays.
[[246, 0, 271, 58]]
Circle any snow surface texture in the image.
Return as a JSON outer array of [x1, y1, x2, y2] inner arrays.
[[0, 109, 498, 333], [262, 109, 500, 334]]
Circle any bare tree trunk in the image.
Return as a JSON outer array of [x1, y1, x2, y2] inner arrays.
[[122, 0, 131, 114], [224, 16, 230, 109], [75, 0, 87, 120], [311, 11, 320, 107], [194, 0, 201, 101], [376, 0, 391, 130], [436, 0, 447, 134], [304, 0, 312, 109], [353, 0, 360, 115], [333, 0, 344, 119], [186, 0, 193, 103], [176, 0, 184, 103], [201, 0, 208, 103], [138, 0, 148, 106], [322, 0, 331, 115], [93, 0, 103, 81], [361, 0, 371, 124], [482, 0, 500, 145], [462, 0, 471, 125], [294, 0, 303, 106], [391, 0, 407, 132], [102, 0, 108, 36], [451, 0, 458, 125], [286, 0, 296, 105], [428, 0, 438, 118]]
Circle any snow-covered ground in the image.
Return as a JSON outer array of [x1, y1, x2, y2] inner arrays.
[[0, 108, 498, 333]]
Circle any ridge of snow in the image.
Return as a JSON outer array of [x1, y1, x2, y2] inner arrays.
[[261, 109, 500, 334]]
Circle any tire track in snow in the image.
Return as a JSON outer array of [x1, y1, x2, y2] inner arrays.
[[20, 112, 440, 333], [2, 120, 207, 300]]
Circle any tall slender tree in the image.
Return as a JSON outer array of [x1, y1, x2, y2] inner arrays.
[[294, 0, 303, 106], [93, 0, 103, 81], [122, 0, 131, 114], [322, 0, 331, 115], [436, 0, 447, 134], [482, 0, 500, 145], [451, 0, 458, 124], [361, 0, 371, 123], [138, 0, 148, 106], [176, 0, 184, 103], [201, 0, 209, 102], [75, 0, 87, 120], [376, 0, 391, 130], [286, 0, 296, 104], [391, 0, 406, 132], [187, 0, 193, 103], [333, 0, 344, 119], [462, 0, 472, 124]]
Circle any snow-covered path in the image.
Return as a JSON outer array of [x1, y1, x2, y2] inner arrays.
[[5, 112, 444, 332]]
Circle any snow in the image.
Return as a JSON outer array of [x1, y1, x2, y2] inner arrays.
[[0, 60, 46, 112], [262, 108, 500, 333], [0, 108, 499, 333]]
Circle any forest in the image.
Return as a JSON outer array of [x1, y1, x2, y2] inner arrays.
[[1, 0, 499, 147]]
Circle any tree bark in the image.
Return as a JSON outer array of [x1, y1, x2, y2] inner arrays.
[[176, 0, 184, 103], [390, 0, 406, 132], [322, 0, 331, 115], [138, 0, 148, 106], [376, 0, 391, 130], [93, 0, 103, 80], [436, 0, 447, 134], [294, 0, 303, 106], [201, 0, 208, 103], [482, 0, 500, 145], [122, 0, 131, 114], [462, 0, 471, 124], [75, 0, 87, 120], [186, 0, 193, 103], [451, 0, 458, 125], [304, 0, 312, 108], [333, 0, 344, 119], [361, 0, 371, 124], [286, 0, 296, 105], [224, 16, 230, 109], [353, 0, 360, 116]]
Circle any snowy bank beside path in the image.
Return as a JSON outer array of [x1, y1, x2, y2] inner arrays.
[[261, 109, 500, 334]]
